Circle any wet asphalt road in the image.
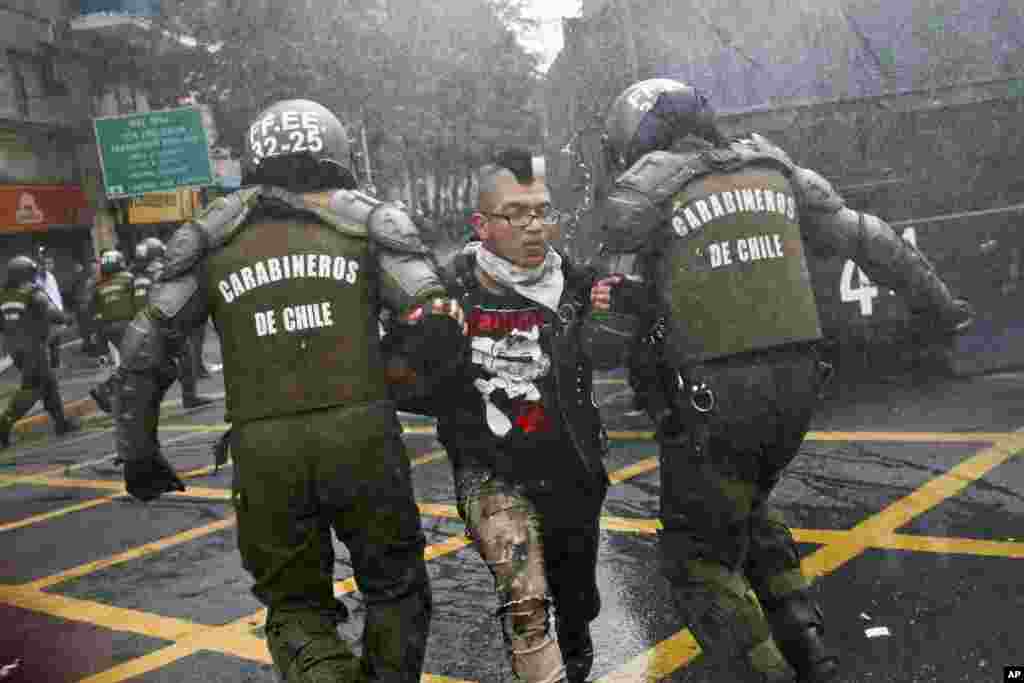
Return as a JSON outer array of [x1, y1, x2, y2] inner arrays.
[[0, 340, 1022, 683]]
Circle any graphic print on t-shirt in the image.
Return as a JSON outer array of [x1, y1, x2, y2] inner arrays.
[[467, 305, 552, 437]]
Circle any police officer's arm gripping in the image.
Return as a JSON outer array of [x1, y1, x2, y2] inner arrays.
[[788, 158, 973, 333], [116, 192, 465, 503]]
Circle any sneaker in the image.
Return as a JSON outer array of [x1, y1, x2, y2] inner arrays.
[[558, 622, 594, 683], [183, 395, 214, 409]]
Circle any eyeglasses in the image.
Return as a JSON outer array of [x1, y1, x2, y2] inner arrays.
[[482, 205, 563, 228]]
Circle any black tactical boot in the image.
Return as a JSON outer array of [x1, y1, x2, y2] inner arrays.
[[0, 416, 12, 449], [557, 620, 595, 683], [89, 384, 113, 414], [55, 415, 81, 437], [183, 394, 214, 410], [766, 596, 839, 683]]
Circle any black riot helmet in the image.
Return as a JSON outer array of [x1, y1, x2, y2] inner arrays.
[[141, 237, 166, 261], [603, 79, 721, 174], [6, 255, 39, 287], [242, 99, 357, 192], [99, 249, 126, 275]]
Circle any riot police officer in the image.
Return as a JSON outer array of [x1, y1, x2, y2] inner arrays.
[[596, 79, 973, 683], [130, 237, 213, 411], [0, 255, 79, 447], [115, 99, 466, 683], [88, 249, 136, 413]]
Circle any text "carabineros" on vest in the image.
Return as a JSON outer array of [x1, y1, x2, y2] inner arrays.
[[218, 254, 360, 304]]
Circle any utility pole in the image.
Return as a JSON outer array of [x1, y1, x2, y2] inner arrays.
[[360, 116, 374, 194]]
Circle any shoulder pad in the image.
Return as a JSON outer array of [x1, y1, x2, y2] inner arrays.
[[260, 186, 370, 239], [191, 186, 263, 249], [430, 241, 466, 290], [324, 189, 379, 234], [698, 135, 795, 176], [367, 203, 430, 254], [617, 150, 710, 202], [790, 166, 846, 213], [160, 223, 207, 281], [738, 133, 796, 166], [601, 151, 705, 253]]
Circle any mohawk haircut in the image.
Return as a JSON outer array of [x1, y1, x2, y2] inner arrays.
[[476, 148, 546, 207]]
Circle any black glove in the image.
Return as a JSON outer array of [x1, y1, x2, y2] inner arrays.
[[124, 449, 186, 502], [910, 298, 974, 339], [397, 298, 469, 378]]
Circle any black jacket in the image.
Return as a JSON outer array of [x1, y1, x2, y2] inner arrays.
[[391, 248, 610, 489]]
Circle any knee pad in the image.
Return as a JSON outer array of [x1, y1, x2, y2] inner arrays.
[[265, 607, 360, 683]]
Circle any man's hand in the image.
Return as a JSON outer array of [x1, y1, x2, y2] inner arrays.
[[590, 275, 623, 312], [401, 297, 468, 335], [124, 450, 186, 502], [395, 297, 469, 379]]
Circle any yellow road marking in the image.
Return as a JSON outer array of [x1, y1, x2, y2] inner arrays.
[[604, 430, 1014, 443], [3, 428, 1021, 682], [608, 456, 659, 484], [0, 494, 121, 534], [598, 629, 701, 683], [26, 516, 237, 590], [802, 434, 1024, 579], [597, 433, 1024, 682], [74, 642, 200, 683], [56, 535, 475, 683], [804, 431, 1012, 443], [873, 533, 1024, 559], [0, 431, 212, 489], [0, 584, 201, 640]]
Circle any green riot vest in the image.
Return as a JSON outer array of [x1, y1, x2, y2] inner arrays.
[[132, 261, 163, 310], [95, 270, 136, 324], [132, 273, 154, 309], [204, 214, 388, 423], [660, 163, 822, 365], [0, 285, 46, 349]]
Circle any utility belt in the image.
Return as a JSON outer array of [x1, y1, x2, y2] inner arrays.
[[652, 341, 834, 443]]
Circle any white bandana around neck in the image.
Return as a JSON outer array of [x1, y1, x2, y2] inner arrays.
[[465, 241, 565, 313]]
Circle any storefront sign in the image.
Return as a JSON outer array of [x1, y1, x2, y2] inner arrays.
[[0, 185, 90, 233], [127, 187, 198, 224]]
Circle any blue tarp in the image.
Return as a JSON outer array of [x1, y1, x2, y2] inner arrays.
[[655, 1, 1023, 109], [79, 0, 160, 17]]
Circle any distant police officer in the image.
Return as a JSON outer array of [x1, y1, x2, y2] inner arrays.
[[88, 249, 136, 413], [0, 255, 79, 447], [130, 237, 213, 411], [597, 79, 973, 683], [115, 99, 465, 683]]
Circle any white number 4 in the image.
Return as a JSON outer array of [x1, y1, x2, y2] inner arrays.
[[840, 227, 917, 316]]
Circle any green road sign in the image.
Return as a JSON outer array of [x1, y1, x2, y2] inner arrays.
[[94, 107, 213, 198]]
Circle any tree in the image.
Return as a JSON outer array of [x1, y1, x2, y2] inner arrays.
[[143, 0, 543, 207]]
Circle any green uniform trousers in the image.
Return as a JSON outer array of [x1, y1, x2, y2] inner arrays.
[[231, 401, 431, 683], [1, 346, 66, 428], [657, 349, 825, 682]]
